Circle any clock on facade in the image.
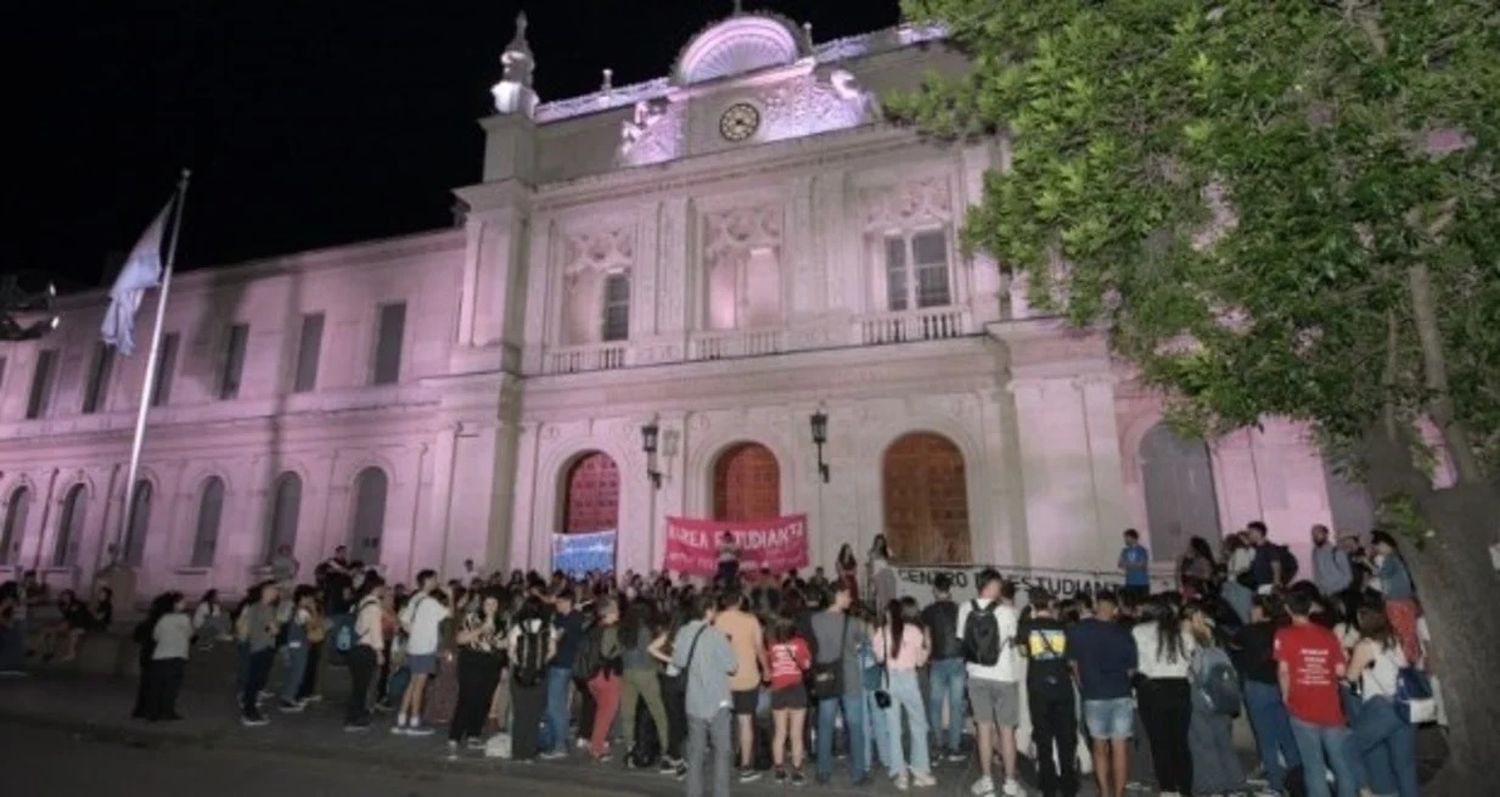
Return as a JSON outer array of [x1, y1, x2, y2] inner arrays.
[[718, 102, 760, 142]]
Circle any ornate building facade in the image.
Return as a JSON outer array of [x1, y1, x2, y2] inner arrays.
[[0, 12, 1377, 597]]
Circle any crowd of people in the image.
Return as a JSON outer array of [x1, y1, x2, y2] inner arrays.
[[0, 523, 1438, 797]]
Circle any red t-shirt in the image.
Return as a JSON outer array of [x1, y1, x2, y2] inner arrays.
[[767, 638, 812, 691], [1273, 622, 1347, 727]]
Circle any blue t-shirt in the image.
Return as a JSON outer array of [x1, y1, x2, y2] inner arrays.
[[1121, 544, 1150, 587], [551, 610, 585, 669], [1066, 618, 1138, 701]]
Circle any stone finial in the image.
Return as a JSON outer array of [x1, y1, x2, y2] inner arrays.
[[601, 68, 613, 92], [732, 0, 744, 15], [501, 11, 534, 88], [803, 21, 813, 41]]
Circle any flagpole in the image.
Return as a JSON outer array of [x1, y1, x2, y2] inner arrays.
[[114, 169, 191, 560]]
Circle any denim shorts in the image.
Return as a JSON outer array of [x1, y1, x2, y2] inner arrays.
[[1083, 697, 1134, 740], [406, 653, 438, 675]]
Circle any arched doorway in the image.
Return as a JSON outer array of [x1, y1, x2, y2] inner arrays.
[[1140, 424, 1221, 562], [266, 472, 302, 562], [882, 433, 972, 564], [561, 452, 620, 533], [1, 487, 30, 565], [123, 481, 152, 566], [54, 484, 88, 567], [349, 467, 388, 564], [713, 443, 781, 521]]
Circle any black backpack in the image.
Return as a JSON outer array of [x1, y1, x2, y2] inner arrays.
[[629, 695, 661, 768], [575, 627, 603, 681], [961, 600, 1003, 666], [512, 624, 548, 687]]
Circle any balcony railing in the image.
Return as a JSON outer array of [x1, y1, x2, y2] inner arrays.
[[689, 328, 787, 361], [858, 306, 969, 345], [544, 342, 628, 374]]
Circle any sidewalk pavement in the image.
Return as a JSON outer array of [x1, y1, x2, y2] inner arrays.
[[0, 668, 930, 797]]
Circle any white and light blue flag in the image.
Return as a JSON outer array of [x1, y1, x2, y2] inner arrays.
[[100, 200, 172, 355]]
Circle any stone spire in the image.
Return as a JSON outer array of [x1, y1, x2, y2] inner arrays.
[[491, 11, 538, 116]]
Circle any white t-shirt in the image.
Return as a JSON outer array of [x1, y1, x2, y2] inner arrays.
[[1132, 623, 1196, 679], [956, 598, 1019, 682], [401, 594, 451, 656], [1359, 641, 1407, 700]]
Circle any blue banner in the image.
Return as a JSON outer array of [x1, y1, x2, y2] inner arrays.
[[552, 530, 617, 576]]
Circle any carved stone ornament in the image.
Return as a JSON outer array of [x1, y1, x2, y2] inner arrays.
[[562, 226, 635, 277], [861, 177, 953, 231], [619, 98, 685, 167], [759, 69, 879, 140], [702, 204, 783, 261]]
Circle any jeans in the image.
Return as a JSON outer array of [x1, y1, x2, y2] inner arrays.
[[542, 666, 573, 753], [926, 657, 966, 755], [241, 647, 275, 717], [1244, 680, 1302, 792], [687, 708, 732, 797], [1289, 717, 1358, 797], [1138, 678, 1193, 795], [864, 686, 892, 770], [345, 645, 376, 725], [279, 643, 309, 704], [1349, 697, 1417, 797], [817, 692, 868, 781], [451, 649, 503, 743], [883, 669, 931, 778], [587, 671, 622, 757]]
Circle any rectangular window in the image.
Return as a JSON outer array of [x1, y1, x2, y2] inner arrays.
[[81, 342, 116, 414], [293, 313, 325, 393], [912, 230, 951, 308], [218, 324, 249, 400], [25, 349, 57, 420], [0, 357, 7, 401], [601, 274, 630, 342], [372, 302, 406, 385], [884, 236, 908, 311], [151, 334, 179, 407]]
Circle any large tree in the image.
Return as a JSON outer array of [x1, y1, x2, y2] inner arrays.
[[891, 0, 1499, 791]]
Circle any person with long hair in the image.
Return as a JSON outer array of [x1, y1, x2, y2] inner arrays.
[[585, 598, 624, 762], [275, 585, 317, 713], [836, 544, 860, 605], [1367, 531, 1420, 666], [619, 598, 672, 771], [765, 614, 812, 785], [344, 576, 386, 731], [142, 591, 191, 721], [1185, 602, 1246, 795], [191, 588, 230, 649], [1231, 594, 1302, 795], [507, 593, 554, 762], [1177, 536, 1217, 600], [448, 589, 507, 753], [1345, 605, 1418, 797], [1131, 594, 1196, 796], [872, 597, 934, 790]]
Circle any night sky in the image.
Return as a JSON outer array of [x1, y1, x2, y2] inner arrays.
[[4, 1, 900, 293]]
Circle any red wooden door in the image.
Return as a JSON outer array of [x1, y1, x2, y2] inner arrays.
[[713, 443, 781, 521], [563, 452, 620, 533], [882, 433, 972, 564]]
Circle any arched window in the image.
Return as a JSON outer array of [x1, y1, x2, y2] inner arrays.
[[266, 472, 302, 562], [190, 477, 225, 568], [713, 443, 780, 521], [561, 452, 620, 534], [123, 481, 152, 566], [1, 487, 31, 565], [53, 484, 87, 567], [1140, 424, 1221, 562], [349, 467, 388, 563], [882, 432, 972, 564]]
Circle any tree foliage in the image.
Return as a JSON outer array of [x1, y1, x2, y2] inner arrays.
[[890, 0, 1500, 478]]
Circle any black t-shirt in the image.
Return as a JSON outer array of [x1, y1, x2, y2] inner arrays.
[[551, 610, 585, 669], [921, 599, 961, 660], [1019, 617, 1072, 694], [1232, 621, 1279, 685]]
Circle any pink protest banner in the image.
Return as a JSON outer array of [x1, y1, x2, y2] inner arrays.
[[664, 514, 810, 577]]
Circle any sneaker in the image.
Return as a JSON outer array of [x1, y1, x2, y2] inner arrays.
[[1000, 778, 1022, 797], [912, 772, 937, 788], [258, 689, 277, 700], [446, 740, 460, 760], [894, 772, 911, 792], [774, 769, 788, 785], [344, 722, 370, 732], [391, 725, 409, 736], [466, 738, 486, 750], [302, 694, 324, 704], [406, 724, 436, 737], [791, 770, 807, 787], [576, 738, 590, 750], [947, 751, 967, 763], [540, 750, 567, 761], [241, 713, 269, 727], [675, 763, 689, 781], [277, 700, 304, 713], [971, 775, 996, 796], [658, 758, 677, 774], [738, 768, 762, 784]]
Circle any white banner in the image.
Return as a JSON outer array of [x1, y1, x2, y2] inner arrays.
[[894, 563, 1177, 609]]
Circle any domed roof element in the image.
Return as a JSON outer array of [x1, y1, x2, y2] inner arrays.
[[674, 12, 812, 86]]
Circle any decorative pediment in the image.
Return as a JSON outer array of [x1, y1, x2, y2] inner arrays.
[[861, 177, 953, 231], [674, 13, 811, 85]]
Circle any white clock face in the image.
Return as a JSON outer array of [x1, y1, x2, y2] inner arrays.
[[719, 102, 760, 142]]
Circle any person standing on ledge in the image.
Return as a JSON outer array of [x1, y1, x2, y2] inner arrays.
[[715, 532, 740, 587], [1118, 529, 1151, 602]]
